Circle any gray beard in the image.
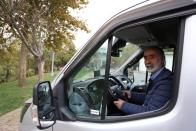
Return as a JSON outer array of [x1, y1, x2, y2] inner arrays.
[[146, 64, 161, 73]]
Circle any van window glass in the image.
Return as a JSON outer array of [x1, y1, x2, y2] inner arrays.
[[67, 40, 108, 118], [110, 43, 139, 74], [105, 18, 179, 118], [66, 18, 179, 121]]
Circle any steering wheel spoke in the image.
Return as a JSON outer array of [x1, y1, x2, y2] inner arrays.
[[108, 75, 133, 100]]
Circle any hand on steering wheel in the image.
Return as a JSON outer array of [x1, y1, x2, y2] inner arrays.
[[108, 75, 132, 101], [122, 90, 131, 100]]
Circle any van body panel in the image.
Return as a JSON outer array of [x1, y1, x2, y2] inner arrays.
[[19, 0, 196, 131], [52, 14, 196, 131], [19, 105, 52, 131]]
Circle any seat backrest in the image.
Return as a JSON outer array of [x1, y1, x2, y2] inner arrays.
[[69, 90, 90, 116]]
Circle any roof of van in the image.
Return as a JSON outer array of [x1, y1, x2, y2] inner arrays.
[[105, 0, 196, 45], [109, 0, 196, 25]]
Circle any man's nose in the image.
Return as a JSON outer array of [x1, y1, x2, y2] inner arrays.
[[145, 58, 151, 64]]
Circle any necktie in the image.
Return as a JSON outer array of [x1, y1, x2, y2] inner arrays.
[[146, 78, 153, 94]]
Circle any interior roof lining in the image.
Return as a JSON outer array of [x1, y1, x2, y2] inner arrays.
[[113, 17, 179, 46]]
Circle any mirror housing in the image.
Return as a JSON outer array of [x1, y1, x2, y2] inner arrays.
[[94, 70, 100, 77], [111, 49, 122, 57], [33, 81, 56, 129], [111, 38, 126, 57]]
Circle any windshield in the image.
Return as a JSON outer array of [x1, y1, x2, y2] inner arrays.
[[72, 41, 139, 83], [110, 43, 139, 74], [73, 40, 108, 83]]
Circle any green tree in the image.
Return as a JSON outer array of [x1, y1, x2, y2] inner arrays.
[[0, 0, 89, 83], [0, 39, 19, 83], [54, 42, 76, 69]]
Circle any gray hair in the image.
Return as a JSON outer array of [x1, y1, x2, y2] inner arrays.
[[143, 46, 166, 66]]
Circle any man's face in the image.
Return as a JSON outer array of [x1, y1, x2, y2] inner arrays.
[[144, 49, 163, 73]]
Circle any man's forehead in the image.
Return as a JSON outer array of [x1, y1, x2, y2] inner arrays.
[[144, 49, 160, 57]]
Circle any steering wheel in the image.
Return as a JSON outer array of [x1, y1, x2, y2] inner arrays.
[[109, 75, 126, 89], [115, 75, 133, 90], [108, 75, 125, 100], [108, 75, 133, 100]]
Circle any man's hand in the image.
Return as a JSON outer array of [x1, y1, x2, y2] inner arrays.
[[122, 90, 131, 99], [113, 99, 125, 109]]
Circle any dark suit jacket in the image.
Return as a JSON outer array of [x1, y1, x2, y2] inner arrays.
[[121, 68, 173, 114]]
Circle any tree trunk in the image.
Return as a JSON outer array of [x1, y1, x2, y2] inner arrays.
[[5, 69, 10, 82], [51, 52, 55, 76], [35, 56, 45, 82], [18, 44, 27, 88]]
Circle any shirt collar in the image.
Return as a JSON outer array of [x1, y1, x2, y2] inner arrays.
[[150, 67, 164, 80]]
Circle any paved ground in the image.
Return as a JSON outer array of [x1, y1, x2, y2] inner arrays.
[[0, 108, 21, 131]]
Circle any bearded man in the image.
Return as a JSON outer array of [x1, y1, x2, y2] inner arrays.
[[114, 46, 173, 115]]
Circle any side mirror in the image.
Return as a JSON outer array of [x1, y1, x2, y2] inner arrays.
[[111, 49, 122, 57], [111, 38, 126, 57], [94, 70, 100, 77], [33, 81, 56, 129]]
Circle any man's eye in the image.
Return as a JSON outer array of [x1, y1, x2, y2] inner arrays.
[[149, 55, 155, 59]]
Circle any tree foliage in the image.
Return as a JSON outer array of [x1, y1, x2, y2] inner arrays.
[[54, 42, 76, 67], [0, 39, 19, 83], [0, 0, 89, 81]]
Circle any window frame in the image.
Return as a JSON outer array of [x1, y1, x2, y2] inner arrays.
[[58, 15, 187, 123], [102, 18, 185, 122]]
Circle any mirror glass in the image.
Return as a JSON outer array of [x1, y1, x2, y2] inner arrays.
[[37, 81, 55, 128]]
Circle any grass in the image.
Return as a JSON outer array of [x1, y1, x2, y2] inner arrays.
[[0, 72, 58, 116], [75, 67, 93, 80]]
